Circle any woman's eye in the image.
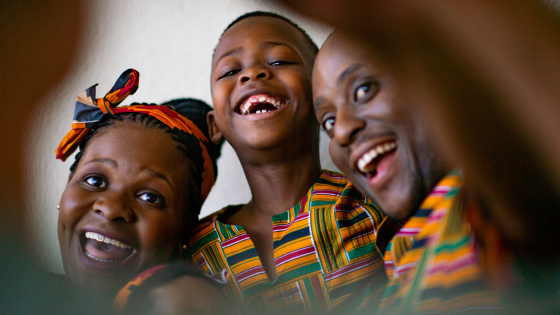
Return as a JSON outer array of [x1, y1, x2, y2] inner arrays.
[[137, 192, 163, 205], [354, 83, 374, 102], [84, 175, 107, 188], [322, 117, 336, 133]]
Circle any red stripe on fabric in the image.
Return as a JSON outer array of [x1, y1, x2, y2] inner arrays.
[[275, 246, 316, 267], [311, 275, 328, 313], [324, 255, 380, 281], [235, 266, 265, 282], [221, 233, 250, 248]]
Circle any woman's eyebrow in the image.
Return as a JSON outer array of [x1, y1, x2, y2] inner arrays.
[[142, 167, 174, 192], [83, 157, 117, 168]]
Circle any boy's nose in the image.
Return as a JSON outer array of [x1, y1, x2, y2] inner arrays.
[[239, 66, 271, 83], [333, 105, 365, 147], [93, 192, 135, 223]]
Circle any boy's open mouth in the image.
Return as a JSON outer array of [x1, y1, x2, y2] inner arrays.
[[80, 231, 135, 263], [237, 94, 286, 115], [356, 141, 397, 178]]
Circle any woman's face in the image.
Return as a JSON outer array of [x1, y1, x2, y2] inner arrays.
[[58, 122, 193, 296]]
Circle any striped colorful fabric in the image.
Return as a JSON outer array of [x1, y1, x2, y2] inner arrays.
[[378, 171, 501, 314], [187, 170, 388, 314]]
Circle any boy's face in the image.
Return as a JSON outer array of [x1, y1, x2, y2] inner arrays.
[[313, 32, 444, 220], [210, 16, 318, 152], [58, 123, 190, 295]]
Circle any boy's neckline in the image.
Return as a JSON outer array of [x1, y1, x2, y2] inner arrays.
[[216, 169, 333, 227]]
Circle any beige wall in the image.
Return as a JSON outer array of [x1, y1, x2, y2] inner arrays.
[[25, 0, 333, 274]]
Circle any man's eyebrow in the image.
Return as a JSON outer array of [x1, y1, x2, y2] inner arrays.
[[142, 168, 174, 193], [314, 96, 327, 112], [83, 157, 117, 168], [337, 63, 363, 85], [215, 47, 243, 65]]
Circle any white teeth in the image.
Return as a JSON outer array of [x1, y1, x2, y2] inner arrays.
[[85, 232, 131, 249], [239, 94, 286, 115], [357, 142, 397, 173]]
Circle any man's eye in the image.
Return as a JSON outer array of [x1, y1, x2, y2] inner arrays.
[[322, 117, 336, 133], [354, 83, 374, 102], [84, 175, 107, 188], [137, 192, 163, 205]]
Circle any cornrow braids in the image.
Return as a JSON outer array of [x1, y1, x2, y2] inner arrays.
[[69, 109, 207, 236]]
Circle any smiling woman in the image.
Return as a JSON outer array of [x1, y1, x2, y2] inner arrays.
[[55, 70, 224, 307]]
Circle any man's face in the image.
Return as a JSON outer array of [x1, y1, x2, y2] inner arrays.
[[312, 32, 445, 220], [209, 16, 318, 154]]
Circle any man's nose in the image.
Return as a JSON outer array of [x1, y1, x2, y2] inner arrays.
[[333, 105, 366, 146]]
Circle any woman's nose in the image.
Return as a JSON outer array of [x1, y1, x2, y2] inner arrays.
[[93, 192, 135, 223]]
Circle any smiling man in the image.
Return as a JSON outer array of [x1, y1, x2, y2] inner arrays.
[[312, 31, 501, 314]]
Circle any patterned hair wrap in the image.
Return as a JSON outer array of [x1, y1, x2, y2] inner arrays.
[[55, 69, 215, 202]]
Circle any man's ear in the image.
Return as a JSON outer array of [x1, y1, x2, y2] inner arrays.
[[207, 110, 224, 144]]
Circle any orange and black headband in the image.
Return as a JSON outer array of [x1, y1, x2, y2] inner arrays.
[[55, 69, 215, 202]]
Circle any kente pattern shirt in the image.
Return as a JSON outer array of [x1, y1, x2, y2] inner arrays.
[[378, 171, 501, 314], [186, 170, 388, 314]]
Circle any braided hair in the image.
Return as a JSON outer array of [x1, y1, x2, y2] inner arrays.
[[69, 98, 223, 236]]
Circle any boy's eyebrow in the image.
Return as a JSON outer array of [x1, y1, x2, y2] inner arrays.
[[142, 167, 174, 192], [83, 157, 117, 168], [337, 63, 363, 85], [215, 47, 243, 65]]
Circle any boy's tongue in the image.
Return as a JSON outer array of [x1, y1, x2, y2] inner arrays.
[[84, 239, 133, 261]]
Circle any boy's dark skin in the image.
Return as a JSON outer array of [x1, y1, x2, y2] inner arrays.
[[207, 16, 321, 281]]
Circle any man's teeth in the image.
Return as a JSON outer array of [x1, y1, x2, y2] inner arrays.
[[85, 231, 131, 249], [240, 94, 285, 115], [357, 142, 397, 173]]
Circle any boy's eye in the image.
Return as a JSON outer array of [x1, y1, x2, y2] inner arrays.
[[137, 192, 164, 205], [218, 69, 239, 80], [354, 82, 377, 102], [322, 116, 336, 134], [83, 175, 107, 188], [270, 60, 293, 66]]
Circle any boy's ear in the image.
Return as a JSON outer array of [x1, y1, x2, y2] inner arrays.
[[207, 110, 224, 144]]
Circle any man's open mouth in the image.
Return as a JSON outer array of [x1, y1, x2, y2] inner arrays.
[[237, 94, 286, 115], [80, 231, 135, 263], [356, 141, 397, 178]]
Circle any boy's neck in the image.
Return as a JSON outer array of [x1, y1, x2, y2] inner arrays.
[[238, 146, 322, 218]]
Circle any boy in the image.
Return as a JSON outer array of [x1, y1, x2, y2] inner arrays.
[[187, 12, 389, 314], [312, 31, 501, 313]]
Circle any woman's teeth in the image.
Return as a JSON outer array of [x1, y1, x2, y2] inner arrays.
[[85, 231, 131, 249], [357, 142, 397, 173], [239, 94, 285, 115]]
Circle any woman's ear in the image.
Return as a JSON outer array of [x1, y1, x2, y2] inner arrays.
[[207, 111, 224, 144]]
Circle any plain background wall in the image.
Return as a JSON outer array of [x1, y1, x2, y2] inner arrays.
[[24, 0, 333, 274]]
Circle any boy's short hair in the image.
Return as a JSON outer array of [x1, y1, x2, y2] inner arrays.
[[213, 11, 319, 65]]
